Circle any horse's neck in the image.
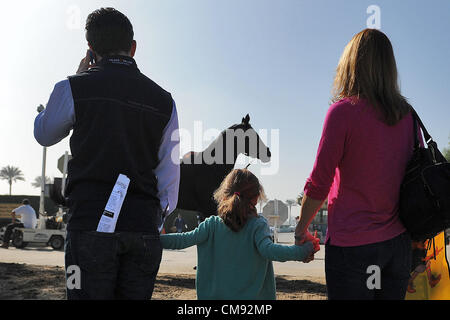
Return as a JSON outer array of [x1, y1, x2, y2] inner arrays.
[[214, 162, 235, 177], [202, 132, 239, 166]]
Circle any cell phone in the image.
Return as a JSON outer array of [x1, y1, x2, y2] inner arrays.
[[88, 50, 96, 65]]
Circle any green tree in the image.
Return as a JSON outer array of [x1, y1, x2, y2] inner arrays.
[[444, 148, 450, 162], [0, 165, 25, 195], [31, 176, 51, 188], [443, 137, 450, 161]]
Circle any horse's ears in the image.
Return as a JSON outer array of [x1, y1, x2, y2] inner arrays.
[[242, 114, 250, 125]]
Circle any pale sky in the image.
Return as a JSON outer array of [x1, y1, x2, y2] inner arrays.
[[1, 0, 449, 206]]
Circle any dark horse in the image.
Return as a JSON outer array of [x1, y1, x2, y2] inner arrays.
[[176, 114, 271, 220], [49, 115, 271, 223]]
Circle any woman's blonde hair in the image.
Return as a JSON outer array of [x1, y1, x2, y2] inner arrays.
[[213, 169, 266, 232], [332, 28, 410, 126]]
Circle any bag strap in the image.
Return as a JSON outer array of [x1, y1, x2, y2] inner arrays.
[[410, 107, 434, 149], [410, 106, 448, 164]]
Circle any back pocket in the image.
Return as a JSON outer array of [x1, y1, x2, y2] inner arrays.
[[77, 231, 119, 273], [138, 235, 162, 274]]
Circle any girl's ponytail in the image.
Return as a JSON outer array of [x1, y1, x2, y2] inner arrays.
[[214, 169, 266, 232]]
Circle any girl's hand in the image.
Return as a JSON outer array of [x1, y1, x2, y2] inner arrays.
[[295, 231, 320, 253], [300, 241, 315, 263], [303, 253, 315, 263]]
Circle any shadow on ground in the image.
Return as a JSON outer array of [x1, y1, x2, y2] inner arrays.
[[0, 263, 327, 300], [275, 276, 327, 296]]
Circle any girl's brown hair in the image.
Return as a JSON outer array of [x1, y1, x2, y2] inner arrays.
[[213, 169, 266, 232], [332, 28, 410, 126]]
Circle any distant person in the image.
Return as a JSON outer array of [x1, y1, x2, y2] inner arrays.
[[1, 199, 37, 249], [295, 29, 415, 300], [161, 169, 318, 300], [173, 213, 187, 233], [33, 8, 180, 299]]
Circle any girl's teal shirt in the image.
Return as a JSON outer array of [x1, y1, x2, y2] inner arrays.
[[160, 215, 313, 300]]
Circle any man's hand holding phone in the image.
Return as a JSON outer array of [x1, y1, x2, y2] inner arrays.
[[77, 50, 96, 74]]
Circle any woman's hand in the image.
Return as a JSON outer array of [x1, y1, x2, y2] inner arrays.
[[295, 231, 320, 263], [295, 230, 320, 253]]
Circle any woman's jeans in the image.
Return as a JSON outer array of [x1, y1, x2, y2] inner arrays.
[[65, 230, 162, 300], [325, 232, 411, 300]]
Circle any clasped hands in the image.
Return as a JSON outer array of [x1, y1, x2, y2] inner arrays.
[[295, 231, 320, 263]]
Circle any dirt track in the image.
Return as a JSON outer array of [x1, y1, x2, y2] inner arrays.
[[0, 232, 328, 300], [0, 263, 327, 300]]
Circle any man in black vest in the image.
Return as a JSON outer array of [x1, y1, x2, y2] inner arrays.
[[34, 8, 180, 299]]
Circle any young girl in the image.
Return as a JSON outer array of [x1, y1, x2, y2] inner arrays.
[[160, 169, 316, 300]]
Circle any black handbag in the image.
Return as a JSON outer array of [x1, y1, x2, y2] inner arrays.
[[399, 108, 450, 241]]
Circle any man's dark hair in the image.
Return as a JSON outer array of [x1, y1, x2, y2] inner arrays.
[[22, 199, 30, 205], [85, 8, 134, 57]]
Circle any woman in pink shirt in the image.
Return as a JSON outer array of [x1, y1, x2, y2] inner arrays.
[[295, 29, 414, 300]]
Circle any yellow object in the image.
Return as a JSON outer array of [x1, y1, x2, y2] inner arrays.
[[406, 232, 450, 300]]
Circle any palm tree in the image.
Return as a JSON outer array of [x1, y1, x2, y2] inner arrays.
[[0, 165, 25, 195], [296, 192, 304, 206], [296, 192, 327, 208], [31, 176, 52, 188]]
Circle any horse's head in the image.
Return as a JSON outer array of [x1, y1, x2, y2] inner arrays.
[[228, 114, 271, 163]]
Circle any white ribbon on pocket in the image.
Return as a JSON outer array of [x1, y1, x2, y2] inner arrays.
[[96, 174, 130, 233]]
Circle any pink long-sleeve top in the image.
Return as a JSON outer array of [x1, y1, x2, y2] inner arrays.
[[304, 98, 416, 247]]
